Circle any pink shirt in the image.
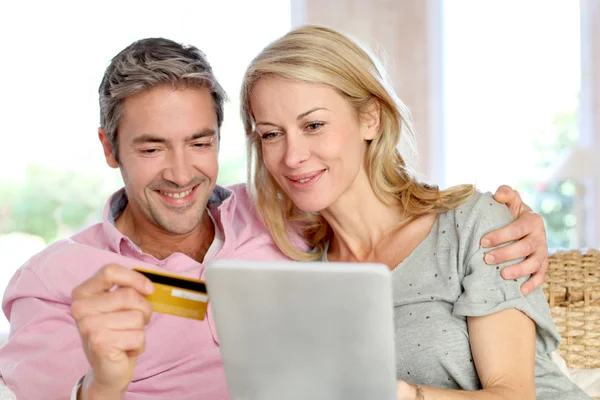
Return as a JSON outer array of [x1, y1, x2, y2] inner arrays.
[[0, 184, 291, 400]]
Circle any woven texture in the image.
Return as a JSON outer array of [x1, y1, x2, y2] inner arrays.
[[543, 249, 600, 371]]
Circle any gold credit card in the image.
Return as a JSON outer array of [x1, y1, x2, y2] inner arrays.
[[133, 267, 208, 320]]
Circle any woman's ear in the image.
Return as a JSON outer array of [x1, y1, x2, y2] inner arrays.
[[361, 98, 381, 141]]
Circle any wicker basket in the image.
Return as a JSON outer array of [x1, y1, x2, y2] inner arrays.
[[543, 249, 600, 370]]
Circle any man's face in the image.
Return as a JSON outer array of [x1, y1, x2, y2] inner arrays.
[[101, 85, 219, 234]]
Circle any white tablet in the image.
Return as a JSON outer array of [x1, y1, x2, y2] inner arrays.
[[205, 259, 397, 400]]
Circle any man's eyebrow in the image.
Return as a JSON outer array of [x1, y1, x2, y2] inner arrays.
[[132, 134, 168, 145], [255, 107, 330, 128], [185, 130, 217, 141], [131, 130, 217, 145]]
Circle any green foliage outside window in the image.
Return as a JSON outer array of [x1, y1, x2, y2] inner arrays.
[[517, 109, 579, 249], [0, 165, 114, 243]]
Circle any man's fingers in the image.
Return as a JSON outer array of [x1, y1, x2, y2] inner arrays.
[[126, 347, 146, 359], [87, 329, 146, 360], [481, 217, 528, 248], [539, 257, 550, 277], [519, 271, 546, 296], [506, 189, 525, 216], [72, 264, 154, 300], [484, 239, 535, 265], [481, 211, 544, 248], [498, 255, 542, 280], [496, 254, 548, 295], [72, 287, 153, 322], [77, 310, 149, 338], [493, 186, 533, 216], [493, 185, 515, 205]]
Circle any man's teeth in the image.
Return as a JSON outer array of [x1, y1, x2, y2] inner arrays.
[[159, 188, 193, 198]]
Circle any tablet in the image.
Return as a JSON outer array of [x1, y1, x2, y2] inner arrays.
[[205, 259, 397, 400]]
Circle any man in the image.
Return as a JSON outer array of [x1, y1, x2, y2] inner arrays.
[[0, 38, 548, 400]]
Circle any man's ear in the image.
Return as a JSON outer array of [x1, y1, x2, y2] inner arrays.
[[98, 128, 119, 168], [361, 98, 381, 141]]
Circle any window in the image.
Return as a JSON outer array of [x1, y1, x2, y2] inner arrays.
[[0, 0, 291, 337], [442, 0, 584, 249]]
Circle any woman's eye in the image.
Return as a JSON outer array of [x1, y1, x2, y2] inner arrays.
[[306, 122, 324, 132], [261, 131, 281, 141]]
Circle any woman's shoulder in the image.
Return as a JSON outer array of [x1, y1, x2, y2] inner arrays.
[[442, 190, 515, 233], [432, 190, 516, 266]]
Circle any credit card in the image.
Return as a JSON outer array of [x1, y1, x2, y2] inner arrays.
[[133, 267, 208, 320]]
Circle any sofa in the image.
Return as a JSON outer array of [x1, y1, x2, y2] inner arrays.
[[544, 249, 600, 398]]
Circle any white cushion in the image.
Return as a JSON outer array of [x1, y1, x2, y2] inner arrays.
[[552, 351, 600, 396], [569, 368, 600, 397], [552, 351, 572, 379]]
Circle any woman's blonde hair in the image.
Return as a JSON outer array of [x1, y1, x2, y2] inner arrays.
[[241, 24, 475, 261]]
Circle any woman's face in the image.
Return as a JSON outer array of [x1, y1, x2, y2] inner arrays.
[[250, 76, 379, 213]]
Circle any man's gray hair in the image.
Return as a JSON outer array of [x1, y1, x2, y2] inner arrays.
[[99, 37, 227, 162]]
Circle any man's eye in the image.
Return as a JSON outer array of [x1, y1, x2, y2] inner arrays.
[[191, 137, 215, 148], [140, 148, 158, 154]]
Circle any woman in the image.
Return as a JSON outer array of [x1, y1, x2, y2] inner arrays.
[[240, 25, 590, 399]]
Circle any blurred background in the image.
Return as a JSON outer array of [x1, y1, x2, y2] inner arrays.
[[0, 0, 598, 337]]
